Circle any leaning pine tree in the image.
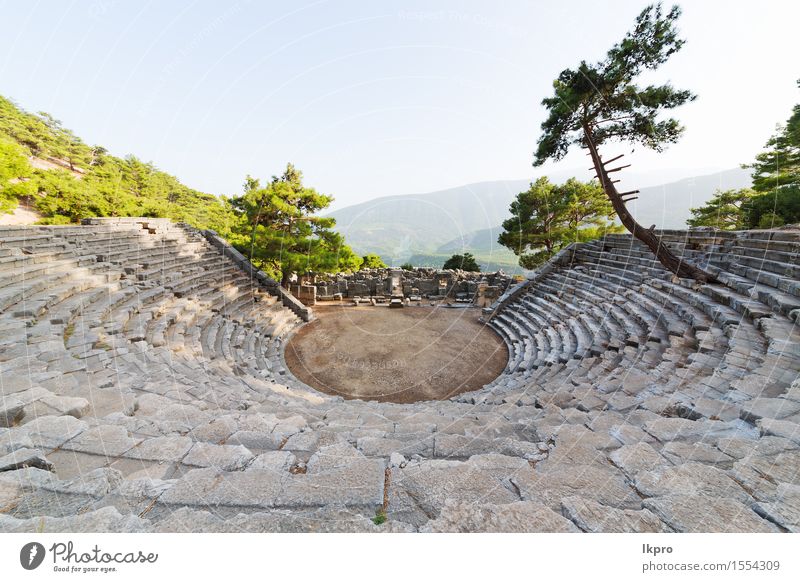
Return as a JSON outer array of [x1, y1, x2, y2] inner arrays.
[[533, 2, 716, 283]]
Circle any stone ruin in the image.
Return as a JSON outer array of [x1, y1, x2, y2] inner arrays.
[[0, 217, 799, 533], [388, 269, 404, 308], [310, 267, 511, 306]]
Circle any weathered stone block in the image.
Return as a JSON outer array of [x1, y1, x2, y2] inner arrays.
[[643, 494, 777, 532], [422, 500, 579, 533], [561, 496, 664, 532]]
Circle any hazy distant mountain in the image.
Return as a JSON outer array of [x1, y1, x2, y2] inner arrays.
[[328, 167, 752, 270], [327, 179, 530, 263], [625, 167, 751, 229]]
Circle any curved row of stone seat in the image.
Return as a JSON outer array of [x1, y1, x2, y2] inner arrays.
[[598, 234, 799, 389], [487, 259, 716, 395], [485, 230, 798, 401], [0, 220, 305, 422], [2, 222, 799, 532], [482, 229, 791, 396]]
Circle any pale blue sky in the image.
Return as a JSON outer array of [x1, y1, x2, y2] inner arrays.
[[1, 0, 797, 209]]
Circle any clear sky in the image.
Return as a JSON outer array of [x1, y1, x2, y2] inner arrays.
[[1, 0, 797, 209]]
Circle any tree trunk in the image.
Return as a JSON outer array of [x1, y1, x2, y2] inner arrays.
[[582, 124, 716, 284]]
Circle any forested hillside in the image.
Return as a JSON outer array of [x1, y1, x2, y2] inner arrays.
[[0, 95, 235, 234]]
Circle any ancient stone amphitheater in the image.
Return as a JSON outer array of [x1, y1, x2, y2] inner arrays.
[[0, 217, 798, 532]]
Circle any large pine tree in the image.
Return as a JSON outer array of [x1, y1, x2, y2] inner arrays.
[[231, 164, 359, 286], [533, 3, 715, 282]]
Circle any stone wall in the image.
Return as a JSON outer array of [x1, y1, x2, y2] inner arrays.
[[313, 268, 512, 304]]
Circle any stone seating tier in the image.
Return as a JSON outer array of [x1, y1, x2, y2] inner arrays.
[[0, 222, 799, 533]]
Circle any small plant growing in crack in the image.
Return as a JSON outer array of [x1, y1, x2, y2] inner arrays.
[[63, 322, 75, 343], [372, 509, 387, 526]]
